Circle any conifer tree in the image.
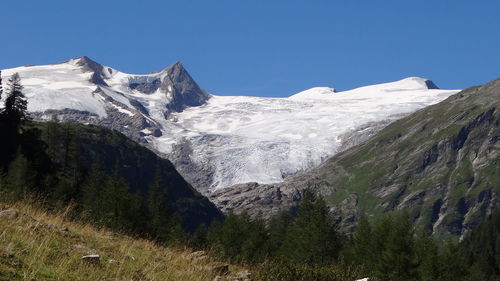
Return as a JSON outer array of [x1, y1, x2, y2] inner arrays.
[[216, 212, 253, 261], [147, 163, 179, 241], [81, 159, 106, 220], [102, 170, 133, 229], [45, 114, 60, 163], [370, 213, 417, 281], [65, 128, 84, 195], [279, 189, 340, 265], [351, 215, 374, 271], [0, 73, 28, 166], [240, 216, 268, 263], [415, 232, 441, 281], [3, 73, 29, 127], [4, 150, 35, 199], [265, 210, 292, 256]]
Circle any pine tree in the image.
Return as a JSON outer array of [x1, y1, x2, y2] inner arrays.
[[45, 114, 60, 163], [0, 73, 28, 167], [65, 128, 84, 195], [3, 150, 35, 199], [351, 215, 374, 272], [265, 210, 293, 256], [371, 213, 418, 281], [80, 159, 106, 221], [147, 165, 168, 236], [415, 232, 441, 281], [190, 225, 209, 249], [279, 189, 340, 265], [240, 216, 268, 263], [217, 212, 252, 261], [3, 73, 29, 126], [128, 191, 150, 234]]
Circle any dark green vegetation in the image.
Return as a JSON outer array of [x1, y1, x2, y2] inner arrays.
[[294, 78, 500, 236], [0, 72, 221, 241], [197, 190, 500, 281]]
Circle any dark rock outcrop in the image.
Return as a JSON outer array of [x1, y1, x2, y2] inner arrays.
[[161, 62, 210, 115]]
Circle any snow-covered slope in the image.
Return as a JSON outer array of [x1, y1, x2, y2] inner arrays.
[[0, 58, 460, 193]]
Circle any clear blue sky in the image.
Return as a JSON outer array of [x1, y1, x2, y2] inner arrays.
[[1, 0, 499, 97]]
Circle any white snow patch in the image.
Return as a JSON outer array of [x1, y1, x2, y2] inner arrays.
[[109, 103, 135, 117]]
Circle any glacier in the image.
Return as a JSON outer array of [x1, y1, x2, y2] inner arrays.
[[0, 57, 460, 193]]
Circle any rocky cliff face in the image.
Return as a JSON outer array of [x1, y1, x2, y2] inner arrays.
[[211, 78, 500, 237]]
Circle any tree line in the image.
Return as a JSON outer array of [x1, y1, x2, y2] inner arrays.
[[189, 189, 499, 281]]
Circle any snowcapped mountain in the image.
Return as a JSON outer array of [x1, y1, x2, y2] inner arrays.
[[1, 57, 209, 144], [0, 57, 460, 193]]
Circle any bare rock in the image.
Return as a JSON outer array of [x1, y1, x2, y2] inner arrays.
[[4, 242, 16, 258], [81, 254, 100, 265], [187, 250, 207, 261], [212, 264, 229, 276], [0, 209, 19, 219], [235, 269, 252, 280], [72, 244, 97, 255]]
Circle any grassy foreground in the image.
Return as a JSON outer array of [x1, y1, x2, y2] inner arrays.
[[0, 200, 243, 281]]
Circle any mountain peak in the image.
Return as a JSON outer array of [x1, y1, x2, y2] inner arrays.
[[288, 87, 337, 100], [70, 56, 108, 86], [161, 61, 187, 75], [69, 56, 101, 68], [398, 77, 440, 90], [159, 61, 210, 113]]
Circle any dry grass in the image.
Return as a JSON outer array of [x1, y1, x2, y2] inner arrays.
[[0, 200, 241, 281]]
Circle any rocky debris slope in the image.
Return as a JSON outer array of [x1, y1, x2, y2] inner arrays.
[[211, 78, 500, 237]]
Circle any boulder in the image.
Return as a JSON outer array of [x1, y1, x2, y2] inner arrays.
[[187, 250, 207, 260], [235, 269, 251, 280], [0, 209, 19, 219], [212, 264, 229, 276], [81, 254, 100, 265], [72, 244, 97, 255]]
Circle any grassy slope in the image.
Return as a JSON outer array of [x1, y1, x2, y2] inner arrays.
[[0, 201, 241, 281]]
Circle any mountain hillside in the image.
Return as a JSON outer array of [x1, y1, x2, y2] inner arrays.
[[211, 78, 499, 237], [0, 201, 242, 281], [1, 59, 459, 193], [50, 123, 223, 231]]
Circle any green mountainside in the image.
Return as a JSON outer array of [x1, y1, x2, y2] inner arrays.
[[315, 77, 499, 236], [43, 122, 224, 231]]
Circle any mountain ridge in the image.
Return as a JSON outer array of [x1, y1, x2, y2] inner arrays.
[[1, 57, 459, 193]]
